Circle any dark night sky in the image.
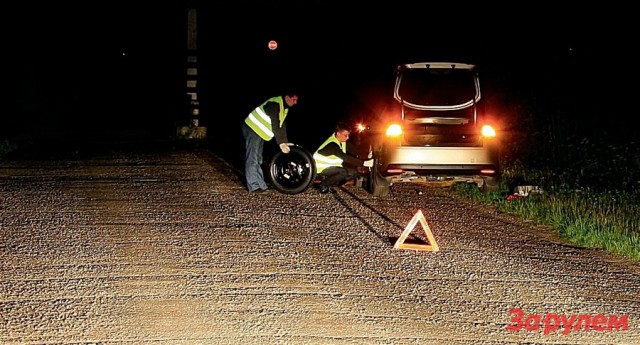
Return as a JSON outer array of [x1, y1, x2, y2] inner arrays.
[[2, 2, 638, 148]]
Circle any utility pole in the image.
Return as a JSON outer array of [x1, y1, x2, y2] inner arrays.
[[177, 6, 206, 139]]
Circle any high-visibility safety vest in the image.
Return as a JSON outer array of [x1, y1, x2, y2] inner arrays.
[[313, 134, 346, 173], [244, 96, 288, 141]]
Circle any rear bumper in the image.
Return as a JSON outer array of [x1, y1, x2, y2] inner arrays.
[[380, 146, 499, 177]]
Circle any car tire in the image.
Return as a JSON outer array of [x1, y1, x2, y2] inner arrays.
[[266, 145, 316, 195]]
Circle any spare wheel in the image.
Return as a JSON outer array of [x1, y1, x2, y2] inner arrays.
[[266, 145, 316, 194]]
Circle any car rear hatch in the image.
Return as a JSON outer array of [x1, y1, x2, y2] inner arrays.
[[395, 62, 482, 147]]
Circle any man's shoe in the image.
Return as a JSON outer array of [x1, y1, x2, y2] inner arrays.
[[315, 184, 330, 194], [315, 184, 335, 194], [251, 188, 270, 193]]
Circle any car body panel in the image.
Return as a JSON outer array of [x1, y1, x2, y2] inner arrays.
[[386, 146, 495, 168]]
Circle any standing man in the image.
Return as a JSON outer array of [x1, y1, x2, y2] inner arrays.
[[313, 122, 374, 194], [242, 92, 299, 193]]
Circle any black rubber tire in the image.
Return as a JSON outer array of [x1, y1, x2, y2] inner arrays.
[[266, 145, 316, 195]]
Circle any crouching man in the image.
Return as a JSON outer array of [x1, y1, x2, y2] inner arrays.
[[313, 122, 374, 194]]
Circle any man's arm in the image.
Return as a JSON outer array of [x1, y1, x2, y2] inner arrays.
[[264, 102, 288, 144], [317, 142, 364, 167]]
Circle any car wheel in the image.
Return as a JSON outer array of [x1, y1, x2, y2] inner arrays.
[[266, 145, 316, 195]]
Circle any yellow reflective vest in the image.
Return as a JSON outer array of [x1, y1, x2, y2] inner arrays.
[[244, 96, 288, 141], [313, 134, 346, 173]]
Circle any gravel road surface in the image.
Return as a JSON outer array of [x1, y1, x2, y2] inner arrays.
[[1, 141, 639, 344]]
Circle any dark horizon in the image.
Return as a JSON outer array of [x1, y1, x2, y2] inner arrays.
[[3, 3, 639, 150]]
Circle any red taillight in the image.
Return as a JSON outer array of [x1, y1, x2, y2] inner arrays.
[[386, 168, 403, 174], [481, 125, 496, 138], [385, 124, 403, 137], [480, 169, 496, 175]]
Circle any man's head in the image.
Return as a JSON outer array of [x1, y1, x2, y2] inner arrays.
[[284, 94, 299, 107], [334, 122, 351, 143]]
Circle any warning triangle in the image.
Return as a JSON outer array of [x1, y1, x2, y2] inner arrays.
[[393, 209, 439, 252]]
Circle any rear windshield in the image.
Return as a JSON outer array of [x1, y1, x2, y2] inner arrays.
[[398, 68, 477, 106]]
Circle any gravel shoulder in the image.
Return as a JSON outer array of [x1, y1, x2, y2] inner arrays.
[[1, 144, 639, 344]]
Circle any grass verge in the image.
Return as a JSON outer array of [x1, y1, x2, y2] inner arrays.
[[452, 182, 640, 261]]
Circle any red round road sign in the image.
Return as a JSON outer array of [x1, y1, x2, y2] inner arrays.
[[268, 40, 278, 50]]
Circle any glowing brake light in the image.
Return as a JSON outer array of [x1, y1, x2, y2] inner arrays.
[[480, 169, 496, 175], [386, 124, 403, 137], [481, 125, 496, 138]]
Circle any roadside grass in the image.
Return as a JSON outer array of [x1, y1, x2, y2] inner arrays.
[[455, 78, 640, 262], [452, 148, 640, 261]]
